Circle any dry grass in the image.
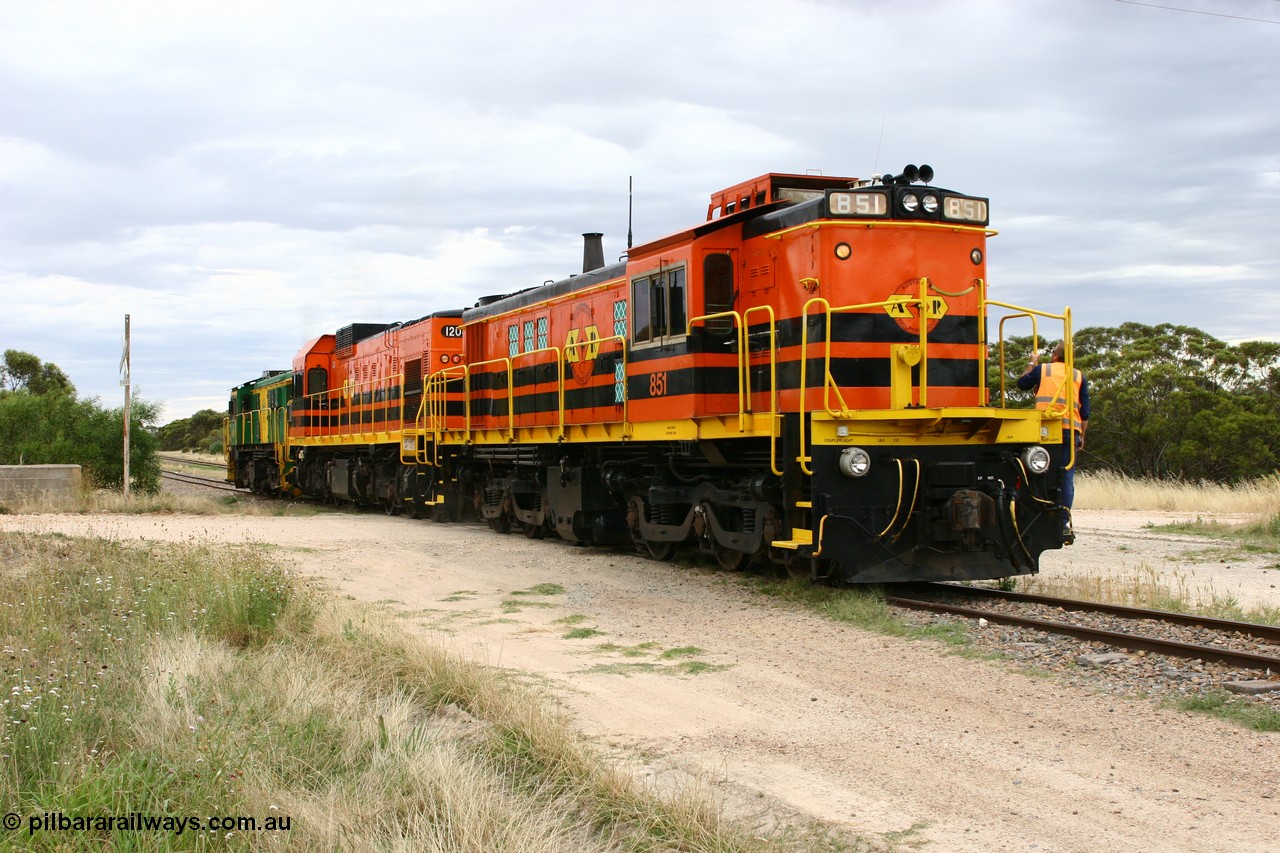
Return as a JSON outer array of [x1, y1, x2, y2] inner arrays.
[[0, 487, 316, 516], [2, 531, 865, 852], [1075, 470, 1280, 516]]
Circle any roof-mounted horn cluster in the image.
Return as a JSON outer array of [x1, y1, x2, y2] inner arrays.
[[880, 164, 934, 186]]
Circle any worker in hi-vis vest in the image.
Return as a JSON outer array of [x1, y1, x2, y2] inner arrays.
[[1017, 342, 1090, 535]]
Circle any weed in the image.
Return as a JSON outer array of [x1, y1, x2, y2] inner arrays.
[[511, 583, 566, 597], [1171, 691, 1280, 732]]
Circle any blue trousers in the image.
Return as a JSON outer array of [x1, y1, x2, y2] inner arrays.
[[1059, 431, 1082, 510]]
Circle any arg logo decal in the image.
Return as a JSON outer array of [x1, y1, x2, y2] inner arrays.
[[884, 279, 947, 335], [564, 303, 600, 386]]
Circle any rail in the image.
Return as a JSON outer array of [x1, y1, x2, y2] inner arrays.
[[887, 584, 1280, 671]]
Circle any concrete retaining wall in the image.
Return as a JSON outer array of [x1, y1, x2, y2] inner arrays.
[[0, 465, 83, 503]]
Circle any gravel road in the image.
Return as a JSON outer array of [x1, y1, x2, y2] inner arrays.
[[2, 507, 1277, 852]]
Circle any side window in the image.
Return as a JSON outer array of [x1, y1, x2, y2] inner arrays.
[[668, 268, 686, 337], [631, 267, 688, 345], [508, 324, 519, 358], [523, 320, 535, 353], [632, 279, 652, 343], [536, 316, 548, 349], [703, 253, 735, 335]]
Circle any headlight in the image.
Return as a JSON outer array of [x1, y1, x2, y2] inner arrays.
[[1022, 446, 1051, 475], [921, 193, 939, 213], [838, 447, 871, 478], [901, 192, 919, 213]]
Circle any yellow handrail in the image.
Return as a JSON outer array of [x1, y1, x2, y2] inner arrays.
[[742, 305, 781, 476], [563, 334, 630, 435], [297, 372, 403, 440], [512, 345, 564, 438], [797, 294, 929, 474], [686, 310, 746, 431], [983, 299, 1076, 470], [464, 357, 514, 442], [427, 361, 473, 448]]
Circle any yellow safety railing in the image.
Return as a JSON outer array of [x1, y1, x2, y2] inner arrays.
[[564, 334, 630, 434], [687, 311, 747, 432], [420, 365, 468, 464], [796, 286, 933, 474], [423, 337, 632, 450], [298, 373, 404, 440], [229, 404, 289, 447], [743, 305, 781, 476], [686, 308, 781, 474], [987, 301, 1076, 469], [462, 357, 514, 442], [512, 345, 565, 437]]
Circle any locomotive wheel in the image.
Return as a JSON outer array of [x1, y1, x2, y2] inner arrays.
[[714, 543, 748, 572], [521, 521, 545, 539], [488, 513, 512, 534], [383, 497, 399, 516], [644, 539, 676, 561], [430, 504, 450, 523]]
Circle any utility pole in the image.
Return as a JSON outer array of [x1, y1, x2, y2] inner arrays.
[[122, 314, 131, 497]]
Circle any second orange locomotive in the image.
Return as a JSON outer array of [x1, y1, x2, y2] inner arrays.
[[228, 166, 1076, 583]]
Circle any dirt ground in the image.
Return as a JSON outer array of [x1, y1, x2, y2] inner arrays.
[[2, 508, 1277, 852]]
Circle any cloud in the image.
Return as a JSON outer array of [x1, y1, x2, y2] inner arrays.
[[1, 0, 1276, 422]]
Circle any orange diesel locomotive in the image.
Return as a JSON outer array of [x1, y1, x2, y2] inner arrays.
[[228, 166, 1076, 583]]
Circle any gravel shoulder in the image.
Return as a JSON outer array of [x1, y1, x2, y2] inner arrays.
[[2, 508, 1276, 852]]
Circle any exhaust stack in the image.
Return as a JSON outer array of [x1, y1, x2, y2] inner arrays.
[[582, 232, 604, 273]]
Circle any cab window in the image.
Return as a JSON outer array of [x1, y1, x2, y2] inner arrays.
[[307, 367, 328, 397], [631, 267, 686, 345]]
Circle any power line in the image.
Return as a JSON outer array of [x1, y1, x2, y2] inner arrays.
[[1115, 0, 1280, 23]]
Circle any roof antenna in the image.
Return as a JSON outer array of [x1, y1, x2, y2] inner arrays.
[[872, 116, 886, 177], [627, 176, 634, 250]]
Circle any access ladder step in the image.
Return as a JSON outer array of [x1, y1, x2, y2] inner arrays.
[[771, 528, 813, 550]]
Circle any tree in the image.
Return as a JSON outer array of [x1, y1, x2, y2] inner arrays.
[[1068, 324, 1280, 482], [0, 349, 75, 397], [988, 324, 1280, 483], [158, 408, 225, 453], [0, 350, 160, 493]]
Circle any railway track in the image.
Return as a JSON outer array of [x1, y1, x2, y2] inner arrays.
[[887, 582, 1280, 673], [160, 469, 242, 493], [157, 454, 226, 470]]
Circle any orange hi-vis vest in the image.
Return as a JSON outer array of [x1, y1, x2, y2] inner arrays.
[[1035, 362, 1083, 433]]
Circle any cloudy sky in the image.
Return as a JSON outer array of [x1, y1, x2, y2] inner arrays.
[[2, 0, 1277, 423]]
